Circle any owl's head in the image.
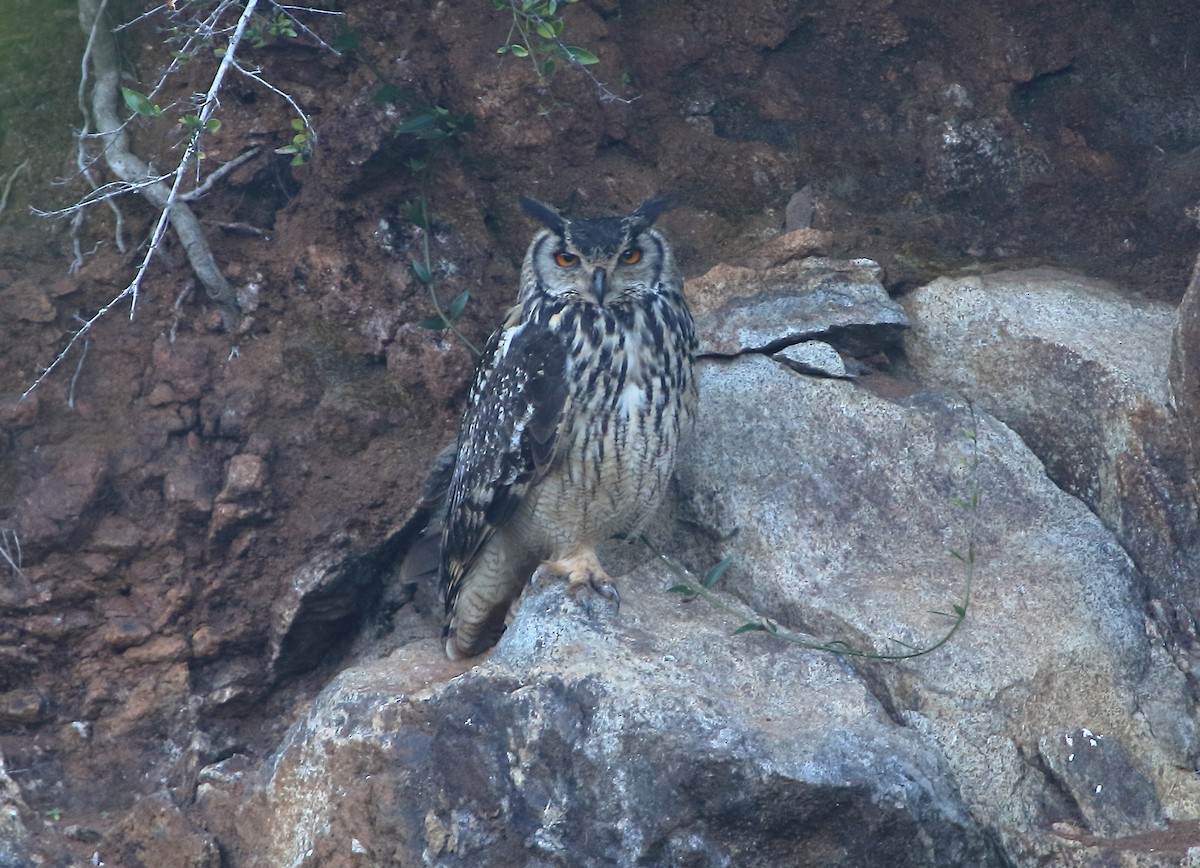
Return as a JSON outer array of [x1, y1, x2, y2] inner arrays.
[[519, 195, 678, 306]]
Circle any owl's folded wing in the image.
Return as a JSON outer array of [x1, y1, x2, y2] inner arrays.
[[439, 315, 568, 610]]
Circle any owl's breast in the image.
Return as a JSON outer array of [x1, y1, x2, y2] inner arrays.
[[512, 297, 695, 557]]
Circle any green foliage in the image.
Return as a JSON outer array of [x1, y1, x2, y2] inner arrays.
[[331, 29, 475, 146], [495, 0, 599, 79], [328, 30, 479, 350], [121, 87, 161, 118], [245, 12, 299, 49], [396, 105, 475, 142], [274, 117, 311, 166], [655, 408, 982, 661], [417, 290, 470, 329], [149, 5, 320, 168], [182, 114, 221, 135], [406, 192, 481, 356]]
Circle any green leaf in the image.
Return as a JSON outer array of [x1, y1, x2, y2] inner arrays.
[[509, 44, 529, 58], [412, 260, 433, 285], [418, 315, 447, 330], [535, 21, 555, 39], [397, 113, 437, 135], [204, 118, 221, 134], [666, 584, 695, 595], [405, 202, 428, 229], [332, 30, 362, 53], [733, 622, 766, 635], [372, 84, 401, 105], [121, 87, 161, 117], [701, 554, 732, 589], [541, 57, 556, 76], [291, 117, 306, 132], [447, 290, 470, 320], [290, 153, 306, 166], [563, 45, 599, 64]]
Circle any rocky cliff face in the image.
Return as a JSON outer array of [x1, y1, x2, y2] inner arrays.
[[3, 0, 1200, 864], [171, 261, 1199, 867]]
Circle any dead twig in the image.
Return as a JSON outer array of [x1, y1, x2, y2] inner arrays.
[[24, 0, 264, 399]]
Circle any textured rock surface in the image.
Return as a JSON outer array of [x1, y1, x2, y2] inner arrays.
[[902, 269, 1200, 676], [201, 355, 1200, 866], [0, 754, 31, 868], [671, 357, 1199, 863], [687, 258, 908, 357], [209, 587, 1001, 867], [1170, 253, 1200, 476]]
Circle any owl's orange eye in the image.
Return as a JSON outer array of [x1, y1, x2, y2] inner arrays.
[[554, 251, 579, 267], [620, 247, 642, 265]]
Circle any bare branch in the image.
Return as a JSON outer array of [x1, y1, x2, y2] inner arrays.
[[27, 0, 325, 399], [67, 337, 91, 409], [232, 59, 315, 140], [32, 174, 175, 218], [111, 3, 169, 32], [77, 0, 244, 322], [0, 528, 22, 578], [180, 147, 260, 201], [0, 159, 30, 216], [269, 1, 345, 56], [21, 284, 134, 400], [531, 13, 636, 105], [73, 0, 126, 258]]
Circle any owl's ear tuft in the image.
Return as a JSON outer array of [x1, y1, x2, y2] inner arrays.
[[631, 194, 675, 232], [520, 197, 567, 236]]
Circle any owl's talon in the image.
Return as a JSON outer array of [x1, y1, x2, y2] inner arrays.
[[589, 577, 621, 613]]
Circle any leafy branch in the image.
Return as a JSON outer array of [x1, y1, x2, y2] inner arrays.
[[407, 191, 481, 357], [494, 0, 631, 104], [26, 0, 336, 400], [654, 411, 980, 661]]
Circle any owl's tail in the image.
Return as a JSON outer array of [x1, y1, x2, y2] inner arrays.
[[395, 442, 456, 584]]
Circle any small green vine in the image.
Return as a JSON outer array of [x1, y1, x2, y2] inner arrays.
[[407, 189, 481, 356], [655, 410, 980, 661]]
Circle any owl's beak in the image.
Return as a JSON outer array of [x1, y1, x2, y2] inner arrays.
[[592, 267, 608, 304]]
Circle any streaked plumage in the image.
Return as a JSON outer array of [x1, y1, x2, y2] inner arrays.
[[432, 195, 697, 660]]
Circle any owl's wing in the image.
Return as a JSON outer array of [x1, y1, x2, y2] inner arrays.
[[439, 314, 568, 611]]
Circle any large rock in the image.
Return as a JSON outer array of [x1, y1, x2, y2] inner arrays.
[[1170, 253, 1200, 477], [902, 268, 1200, 674], [206, 587, 1001, 867], [687, 257, 908, 358], [197, 355, 1200, 866], [670, 356, 1199, 863], [0, 753, 32, 868]]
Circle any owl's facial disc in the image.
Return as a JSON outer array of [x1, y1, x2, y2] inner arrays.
[[521, 196, 674, 306]]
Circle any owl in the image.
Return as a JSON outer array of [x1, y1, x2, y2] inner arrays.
[[436, 195, 697, 660]]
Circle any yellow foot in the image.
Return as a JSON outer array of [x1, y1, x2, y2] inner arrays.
[[533, 549, 621, 612]]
